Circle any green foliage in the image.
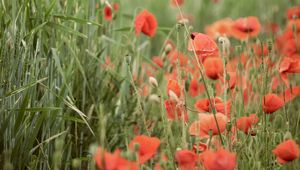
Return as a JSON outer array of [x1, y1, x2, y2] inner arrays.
[[1, 0, 300, 169]]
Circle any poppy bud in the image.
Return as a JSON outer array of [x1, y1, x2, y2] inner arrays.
[[149, 76, 158, 87], [218, 36, 230, 54], [169, 90, 180, 102], [149, 94, 160, 103], [284, 131, 292, 140], [164, 44, 173, 54]]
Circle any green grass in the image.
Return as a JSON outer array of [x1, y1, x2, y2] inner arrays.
[[1, 0, 300, 169]]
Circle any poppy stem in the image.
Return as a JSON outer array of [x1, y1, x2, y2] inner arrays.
[[174, 1, 225, 147], [127, 60, 150, 136]]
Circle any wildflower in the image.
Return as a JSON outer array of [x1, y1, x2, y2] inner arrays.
[[103, 3, 119, 21], [205, 18, 233, 39], [203, 57, 224, 80], [135, 10, 158, 37], [94, 147, 138, 170], [129, 135, 161, 164], [175, 150, 198, 170], [280, 32, 300, 58], [287, 6, 300, 20], [194, 98, 231, 117], [149, 76, 158, 87], [279, 57, 300, 86], [236, 114, 259, 134], [200, 148, 236, 170], [262, 93, 284, 114], [272, 139, 300, 164], [279, 86, 300, 103], [188, 32, 219, 61], [189, 113, 227, 138], [164, 99, 188, 122], [231, 16, 261, 40], [167, 79, 181, 98]]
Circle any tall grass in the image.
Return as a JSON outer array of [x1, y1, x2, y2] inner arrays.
[[1, 0, 300, 169]]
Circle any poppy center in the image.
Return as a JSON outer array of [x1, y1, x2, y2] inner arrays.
[[190, 33, 196, 40]]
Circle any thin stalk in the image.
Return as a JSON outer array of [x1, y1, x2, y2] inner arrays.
[[175, 1, 224, 145]]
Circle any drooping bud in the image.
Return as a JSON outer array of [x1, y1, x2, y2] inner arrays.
[[169, 90, 180, 102], [164, 44, 173, 54], [149, 76, 158, 87], [218, 36, 230, 56], [149, 94, 160, 103]]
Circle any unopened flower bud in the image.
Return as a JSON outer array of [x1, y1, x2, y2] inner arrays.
[[149, 76, 158, 87], [169, 90, 179, 102], [176, 147, 182, 151], [218, 36, 230, 55], [149, 94, 160, 103], [178, 18, 189, 25], [164, 44, 173, 54], [284, 131, 292, 140]]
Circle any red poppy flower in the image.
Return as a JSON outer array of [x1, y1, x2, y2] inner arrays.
[[236, 114, 259, 134], [231, 16, 261, 40], [188, 32, 219, 61], [103, 3, 119, 21], [170, 0, 184, 7], [200, 149, 236, 170], [128, 135, 161, 164], [164, 99, 188, 122], [167, 79, 181, 98], [205, 18, 233, 39], [286, 19, 300, 32], [272, 139, 300, 164], [189, 113, 227, 138], [262, 93, 284, 114], [287, 6, 300, 20], [94, 147, 138, 170], [194, 98, 231, 117], [279, 86, 300, 103], [175, 150, 198, 170], [279, 32, 300, 58], [203, 57, 224, 80], [279, 57, 300, 86], [135, 10, 158, 37]]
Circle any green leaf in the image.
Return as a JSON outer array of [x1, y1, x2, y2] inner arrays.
[[49, 22, 87, 38], [9, 107, 62, 112], [52, 14, 102, 27], [3, 77, 48, 98]]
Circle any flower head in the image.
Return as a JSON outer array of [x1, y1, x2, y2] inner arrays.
[[129, 135, 161, 164], [272, 139, 300, 164], [135, 10, 158, 37]]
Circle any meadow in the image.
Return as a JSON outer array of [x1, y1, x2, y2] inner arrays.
[[1, 0, 300, 169]]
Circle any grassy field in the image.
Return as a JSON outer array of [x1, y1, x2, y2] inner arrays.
[[1, 0, 300, 169]]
